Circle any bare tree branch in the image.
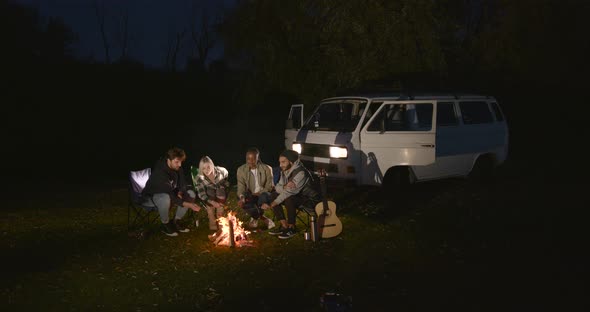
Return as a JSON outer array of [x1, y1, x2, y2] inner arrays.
[[188, 2, 219, 69], [115, 7, 130, 60], [165, 27, 187, 71], [94, 0, 110, 64]]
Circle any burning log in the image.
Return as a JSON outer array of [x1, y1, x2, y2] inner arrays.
[[209, 211, 253, 247]]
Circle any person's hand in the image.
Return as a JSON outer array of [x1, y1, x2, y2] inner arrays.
[[238, 198, 245, 208], [191, 203, 201, 212], [286, 181, 296, 189], [261, 203, 270, 210]]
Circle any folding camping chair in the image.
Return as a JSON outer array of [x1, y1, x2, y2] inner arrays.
[[296, 200, 317, 230], [128, 168, 160, 232], [294, 171, 323, 234], [270, 166, 317, 230]]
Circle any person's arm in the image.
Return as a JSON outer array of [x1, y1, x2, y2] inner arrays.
[[274, 172, 284, 194], [219, 167, 230, 188], [271, 170, 308, 206], [195, 177, 209, 202], [178, 169, 189, 191], [236, 167, 247, 200], [262, 165, 274, 193], [143, 161, 167, 195], [169, 192, 184, 206]]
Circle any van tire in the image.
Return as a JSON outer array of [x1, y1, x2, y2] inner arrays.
[[382, 166, 410, 191], [469, 155, 495, 183], [381, 167, 411, 215]]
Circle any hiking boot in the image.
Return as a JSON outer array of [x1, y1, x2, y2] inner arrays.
[[264, 217, 276, 230], [174, 219, 190, 233], [248, 217, 259, 229], [268, 226, 286, 236], [161, 222, 178, 237], [278, 228, 297, 239]]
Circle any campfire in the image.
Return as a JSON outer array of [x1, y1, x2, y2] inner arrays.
[[209, 211, 253, 247]]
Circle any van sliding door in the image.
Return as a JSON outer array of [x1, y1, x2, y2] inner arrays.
[[359, 101, 436, 185]]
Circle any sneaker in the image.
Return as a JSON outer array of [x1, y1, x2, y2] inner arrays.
[[264, 217, 276, 230], [248, 217, 259, 229], [268, 226, 286, 236], [161, 222, 178, 237], [174, 219, 190, 233], [278, 228, 297, 239]]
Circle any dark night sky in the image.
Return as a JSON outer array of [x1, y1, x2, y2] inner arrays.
[[15, 0, 236, 68]]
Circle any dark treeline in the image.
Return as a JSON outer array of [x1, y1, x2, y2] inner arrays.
[[2, 0, 589, 191]]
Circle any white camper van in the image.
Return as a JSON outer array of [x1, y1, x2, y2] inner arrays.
[[284, 94, 508, 186]]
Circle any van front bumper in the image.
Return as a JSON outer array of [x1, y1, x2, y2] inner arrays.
[[300, 156, 357, 181]]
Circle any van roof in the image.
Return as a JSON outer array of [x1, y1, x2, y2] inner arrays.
[[323, 93, 495, 102]]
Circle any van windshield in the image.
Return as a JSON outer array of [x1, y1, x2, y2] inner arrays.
[[302, 100, 368, 132]]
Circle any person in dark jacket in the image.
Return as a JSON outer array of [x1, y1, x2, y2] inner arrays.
[[142, 147, 202, 236]]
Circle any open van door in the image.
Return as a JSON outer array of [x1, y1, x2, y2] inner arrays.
[[284, 104, 304, 149], [359, 101, 436, 185]]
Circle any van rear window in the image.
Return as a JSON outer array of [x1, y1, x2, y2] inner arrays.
[[459, 101, 494, 124], [437, 102, 458, 126]]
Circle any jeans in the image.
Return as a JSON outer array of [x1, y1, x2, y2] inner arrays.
[[242, 192, 271, 220], [263, 192, 303, 226], [143, 190, 196, 224]]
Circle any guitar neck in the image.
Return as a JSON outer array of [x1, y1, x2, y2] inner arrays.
[[320, 174, 329, 213]]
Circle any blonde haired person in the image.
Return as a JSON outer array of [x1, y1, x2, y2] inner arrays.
[[195, 156, 230, 231]]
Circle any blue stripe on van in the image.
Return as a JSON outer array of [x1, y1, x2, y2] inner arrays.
[[296, 130, 309, 143]]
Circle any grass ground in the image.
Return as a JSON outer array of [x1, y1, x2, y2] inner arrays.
[[0, 159, 586, 311]]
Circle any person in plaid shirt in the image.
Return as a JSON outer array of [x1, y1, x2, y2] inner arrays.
[[195, 156, 230, 231]]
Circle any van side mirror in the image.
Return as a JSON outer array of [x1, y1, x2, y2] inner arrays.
[[285, 119, 294, 129]]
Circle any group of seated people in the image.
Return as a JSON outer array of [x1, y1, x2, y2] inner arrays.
[[140, 147, 320, 240]]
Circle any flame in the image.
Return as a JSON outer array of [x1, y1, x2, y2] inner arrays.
[[210, 211, 252, 247]]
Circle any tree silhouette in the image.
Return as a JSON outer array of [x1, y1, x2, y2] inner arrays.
[[94, 0, 111, 64], [165, 27, 187, 71], [114, 7, 132, 61], [188, 4, 220, 71], [222, 0, 452, 104], [1, 0, 77, 64]]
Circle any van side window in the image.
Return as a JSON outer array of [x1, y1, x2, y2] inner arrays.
[[367, 103, 433, 132], [437, 102, 458, 126], [490, 102, 505, 121], [360, 102, 382, 129], [459, 101, 494, 124]]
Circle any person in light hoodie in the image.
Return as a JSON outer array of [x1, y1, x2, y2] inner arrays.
[[261, 150, 320, 239]]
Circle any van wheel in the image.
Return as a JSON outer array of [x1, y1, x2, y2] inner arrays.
[[469, 155, 495, 183], [381, 167, 411, 215], [382, 167, 410, 191]]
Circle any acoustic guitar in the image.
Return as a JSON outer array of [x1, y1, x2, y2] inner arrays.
[[315, 169, 342, 238]]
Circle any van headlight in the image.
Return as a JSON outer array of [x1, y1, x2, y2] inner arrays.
[[292, 143, 302, 154], [329, 146, 348, 159]]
